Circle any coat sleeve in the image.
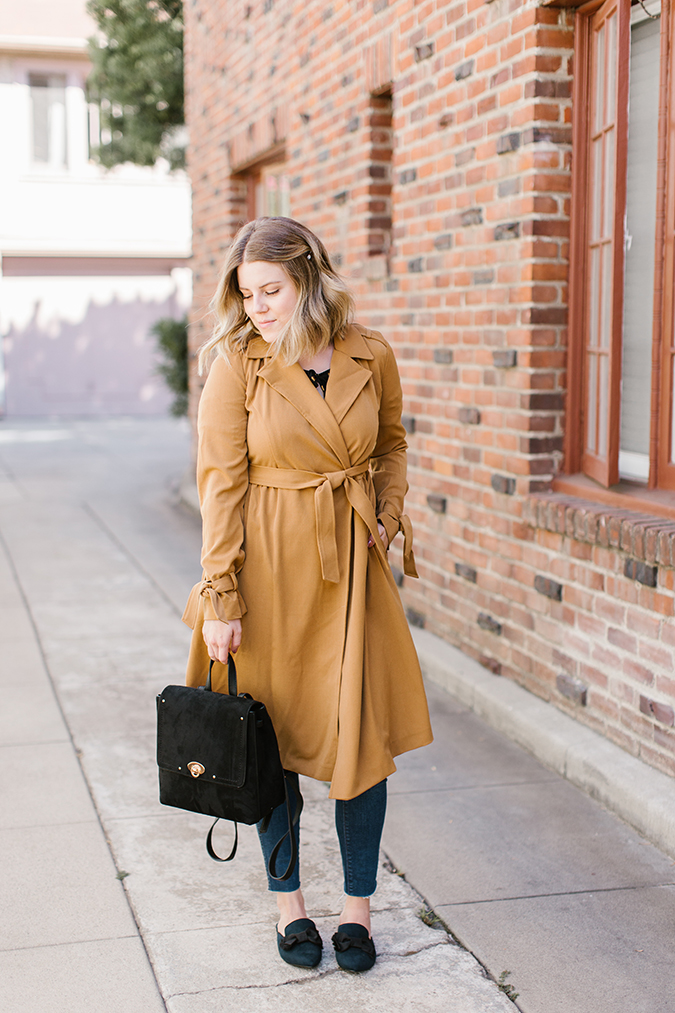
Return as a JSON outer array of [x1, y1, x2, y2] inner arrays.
[[369, 339, 409, 548], [181, 353, 249, 628]]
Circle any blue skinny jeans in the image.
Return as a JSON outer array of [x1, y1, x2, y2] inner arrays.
[[257, 772, 387, 896]]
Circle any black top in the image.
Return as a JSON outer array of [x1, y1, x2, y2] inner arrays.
[[304, 368, 330, 397]]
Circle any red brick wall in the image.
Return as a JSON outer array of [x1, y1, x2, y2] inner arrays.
[[185, 0, 675, 778]]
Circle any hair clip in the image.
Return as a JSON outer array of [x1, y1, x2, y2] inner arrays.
[[306, 252, 312, 260]]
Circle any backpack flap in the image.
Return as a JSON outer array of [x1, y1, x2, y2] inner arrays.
[[156, 684, 257, 788]]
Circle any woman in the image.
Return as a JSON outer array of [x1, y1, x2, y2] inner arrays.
[[183, 217, 432, 972]]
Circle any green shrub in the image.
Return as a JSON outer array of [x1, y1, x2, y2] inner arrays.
[[86, 0, 185, 170], [152, 315, 188, 416]]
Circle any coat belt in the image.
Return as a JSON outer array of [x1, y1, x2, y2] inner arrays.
[[248, 463, 418, 583]]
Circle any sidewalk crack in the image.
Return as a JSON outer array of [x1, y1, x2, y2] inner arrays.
[[167, 967, 341, 996], [444, 881, 675, 906], [166, 943, 451, 998], [399, 938, 450, 956]]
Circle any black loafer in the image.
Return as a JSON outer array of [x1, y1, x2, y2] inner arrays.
[[332, 922, 376, 972], [276, 918, 323, 968]]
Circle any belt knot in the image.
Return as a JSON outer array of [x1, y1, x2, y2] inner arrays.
[[325, 469, 348, 490], [248, 462, 374, 583]]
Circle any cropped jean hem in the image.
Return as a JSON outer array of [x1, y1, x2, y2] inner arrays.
[[257, 773, 387, 897]]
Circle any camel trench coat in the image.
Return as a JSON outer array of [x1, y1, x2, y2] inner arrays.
[[183, 323, 432, 800]]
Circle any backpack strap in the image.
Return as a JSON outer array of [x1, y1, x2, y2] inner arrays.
[[206, 818, 238, 862], [267, 775, 304, 881], [204, 774, 303, 875]]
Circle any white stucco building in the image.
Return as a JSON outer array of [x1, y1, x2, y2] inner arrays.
[[0, 0, 192, 416]]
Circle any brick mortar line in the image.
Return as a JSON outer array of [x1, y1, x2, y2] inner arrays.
[[423, 593, 671, 657], [408, 604, 675, 675], [405, 564, 673, 613], [416, 619, 669, 689], [411, 621, 675, 771]]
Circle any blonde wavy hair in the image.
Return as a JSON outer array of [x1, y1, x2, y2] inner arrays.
[[198, 217, 354, 372]]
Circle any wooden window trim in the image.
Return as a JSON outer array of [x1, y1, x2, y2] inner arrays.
[[245, 170, 259, 222], [243, 160, 289, 221], [657, 0, 675, 488], [565, 0, 675, 505], [542, 0, 605, 9], [571, 0, 630, 486], [564, 7, 592, 476], [231, 144, 287, 222], [231, 142, 286, 176], [602, 0, 630, 488]]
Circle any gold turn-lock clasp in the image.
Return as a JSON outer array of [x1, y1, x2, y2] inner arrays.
[[187, 761, 205, 778]]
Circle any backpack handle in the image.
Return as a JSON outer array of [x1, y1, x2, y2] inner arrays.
[[206, 655, 237, 696]]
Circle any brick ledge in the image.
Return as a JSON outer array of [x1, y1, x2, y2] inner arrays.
[[524, 492, 675, 568]]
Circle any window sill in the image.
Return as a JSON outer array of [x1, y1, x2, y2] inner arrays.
[[553, 474, 675, 522], [525, 475, 675, 568]]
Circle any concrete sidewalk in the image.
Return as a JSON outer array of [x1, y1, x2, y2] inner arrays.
[[0, 418, 511, 1013], [1, 417, 674, 1013]]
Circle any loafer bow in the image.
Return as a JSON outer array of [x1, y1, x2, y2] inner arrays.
[[279, 925, 322, 950], [331, 931, 375, 955], [276, 918, 323, 968], [331, 922, 377, 972]]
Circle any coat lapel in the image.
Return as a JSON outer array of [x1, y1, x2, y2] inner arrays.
[[251, 325, 374, 466], [325, 344, 373, 425], [256, 355, 352, 467]]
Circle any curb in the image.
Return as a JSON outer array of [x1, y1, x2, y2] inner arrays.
[[412, 626, 675, 860], [178, 469, 200, 515]]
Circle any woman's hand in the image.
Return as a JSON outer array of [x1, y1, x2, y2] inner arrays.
[[368, 522, 389, 551], [202, 618, 242, 663]]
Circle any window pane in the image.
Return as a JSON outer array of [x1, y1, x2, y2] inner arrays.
[[671, 355, 675, 463], [587, 352, 598, 452], [598, 352, 609, 457], [279, 174, 290, 216], [603, 129, 615, 239], [30, 75, 50, 162], [600, 240, 613, 349], [266, 173, 279, 215], [590, 138, 603, 242], [589, 245, 601, 347], [620, 16, 660, 473], [29, 73, 67, 167], [593, 23, 606, 134], [606, 13, 618, 123], [618, 450, 650, 480], [87, 103, 100, 158]]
